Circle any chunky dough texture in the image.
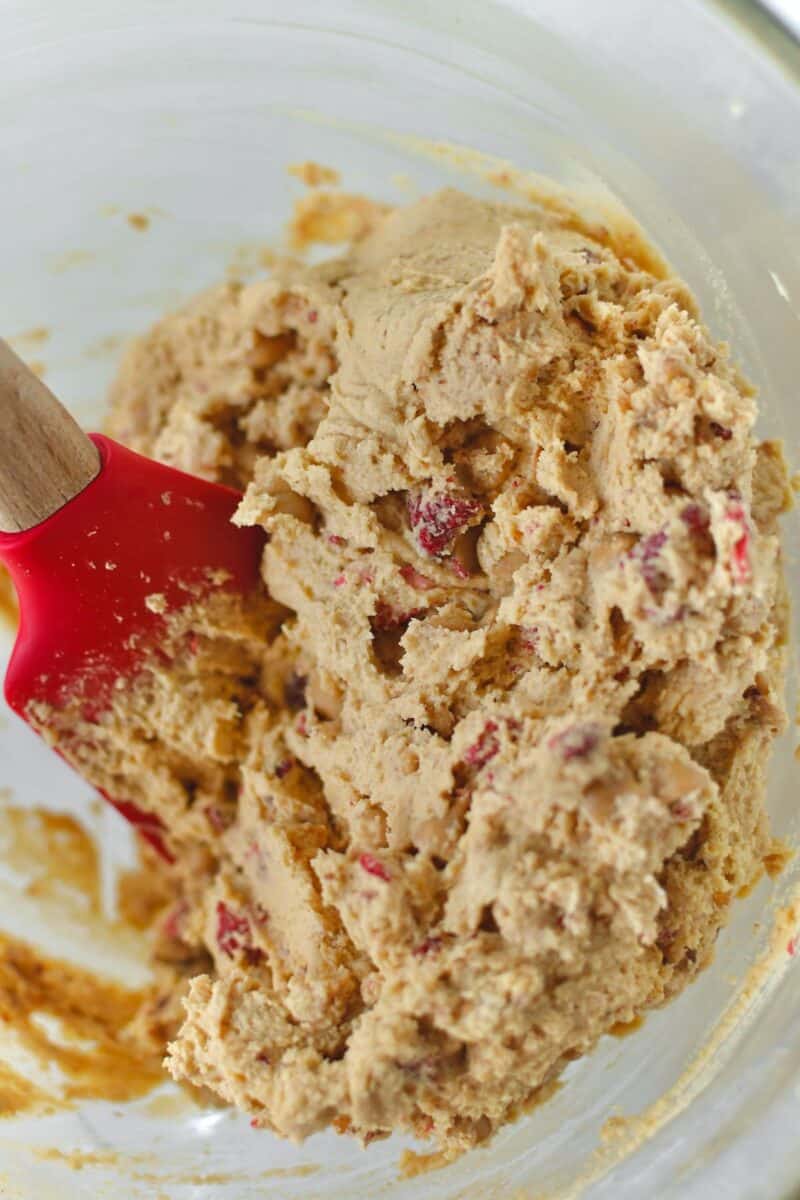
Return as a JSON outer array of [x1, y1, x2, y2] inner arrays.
[[98, 189, 790, 1151]]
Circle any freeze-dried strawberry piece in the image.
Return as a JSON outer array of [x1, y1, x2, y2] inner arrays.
[[328, 533, 345, 545], [656, 927, 677, 951], [407, 486, 482, 558], [205, 804, 234, 834], [275, 757, 295, 779], [359, 852, 391, 881], [726, 500, 751, 583], [680, 504, 710, 534], [399, 563, 436, 590], [709, 421, 732, 440], [788, 936, 798, 958], [630, 530, 668, 597], [412, 935, 443, 957], [216, 901, 261, 963], [517, 626, 538, 652], [464, 721, 500, 769], [548, 722, 601, 761], [162, 900, 188, 941], [372, 601, 425, 630]]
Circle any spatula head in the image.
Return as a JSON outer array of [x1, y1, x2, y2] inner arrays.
[[0, 434, 265, 854]]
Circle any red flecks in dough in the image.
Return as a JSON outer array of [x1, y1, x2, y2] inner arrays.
[[162, 901, 188, 941], [328, 533, 346, 546], [372, 601, 425, 630], [333, 573, 347, 587], [787, 936, 797, 958], [407, 486, 482, 558], [205, 804, 233, 834], [548, 722, 601, 761], [726, 501, 751, 583], [464, 721, 500, 769], [631, 530, 668, 597], [709, 421, 732, 440], [656, 927, 677, 951], [275, 757, 295, 779], [670, 801, 694, 820], [680, 503, 710, 535], [412, 935, 443, 957], [518, 626, 538, 652], [216, 901, 262, 963], [359, 852, 391, 882], [399, 563, 436, 590]]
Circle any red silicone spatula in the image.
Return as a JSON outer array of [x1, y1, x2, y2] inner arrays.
[[0, 338, 265, 857]]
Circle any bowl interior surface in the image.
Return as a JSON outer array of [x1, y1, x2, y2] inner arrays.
[[0, 2, 798, 1197]]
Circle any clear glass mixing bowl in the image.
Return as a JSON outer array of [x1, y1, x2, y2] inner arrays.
[[0, 2, 798, 1196]]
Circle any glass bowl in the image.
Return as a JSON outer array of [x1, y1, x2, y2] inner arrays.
[[0, 2, 798, 1196]]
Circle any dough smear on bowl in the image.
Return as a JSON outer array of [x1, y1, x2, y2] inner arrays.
[[82, 187, 791, 1152]]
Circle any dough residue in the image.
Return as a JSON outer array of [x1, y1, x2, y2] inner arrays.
[[64, 186, 791, 1154]]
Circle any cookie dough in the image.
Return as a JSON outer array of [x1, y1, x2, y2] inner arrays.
[[90, 188, 789, 1152]]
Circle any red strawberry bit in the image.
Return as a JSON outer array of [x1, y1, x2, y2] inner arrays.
[[412, 935, 443, 958], [407, 487, 482, 558], [162, 901, 188, 941], [518, 627, 538, 652], [296, 712, 309, 737], [726, 501, 751, 583], [250, 903, 270, 926], [333, 573, 347, 588], [373, 601, 425, 630], [205, 804, 233, 834], [450, 557, 471, 580], [275, 757, 295, 779], [359, 852, 391, 882], [709, 421, 732, 440], [464, 721, 500, 769], [216, 901, 258, 960], [399, 563, 436, 590], [630, 530, 668, 597], [670, 801, 694, 820], [328, 533, 345, 546], [680, 503, 710, 535], [548, 722, 601, 761], [307, 310, 318, 324], [186, 633, 201, 655], [255, 1051, 272, 1065], [788, 936, 798, 958], [656, 927, 677, 951]]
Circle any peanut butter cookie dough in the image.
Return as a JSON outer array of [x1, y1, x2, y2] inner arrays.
[[94, 188, 790, 1153]]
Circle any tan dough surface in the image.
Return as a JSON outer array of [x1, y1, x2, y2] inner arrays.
[[93, 188, 791, 1152]]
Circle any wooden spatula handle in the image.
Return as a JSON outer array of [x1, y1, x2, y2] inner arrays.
[[0, 338, 100, 534]]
